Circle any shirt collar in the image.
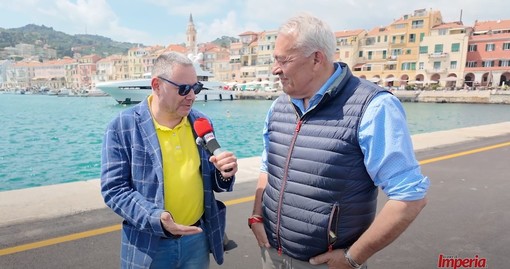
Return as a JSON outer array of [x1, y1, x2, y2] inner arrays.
[[291, 62, 343, 113], [148, 95, 189, 131]]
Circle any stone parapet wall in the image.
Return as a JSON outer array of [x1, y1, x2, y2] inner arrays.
[[235, 90, 510, 104], [392, 90, 510, 104]]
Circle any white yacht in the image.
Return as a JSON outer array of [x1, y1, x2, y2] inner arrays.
[[96, 62, 235, 104]]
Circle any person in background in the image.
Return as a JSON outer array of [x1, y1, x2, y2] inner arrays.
[[249, 13, 429, 269], [101, 51, 238, 269]]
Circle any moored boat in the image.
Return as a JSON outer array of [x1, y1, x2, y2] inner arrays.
[[96, 62, 235, 104]]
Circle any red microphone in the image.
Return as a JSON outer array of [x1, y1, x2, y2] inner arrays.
[[193, 118, 224, 156]]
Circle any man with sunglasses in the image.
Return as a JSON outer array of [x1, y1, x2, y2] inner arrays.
[[101, 51, 238, 269]]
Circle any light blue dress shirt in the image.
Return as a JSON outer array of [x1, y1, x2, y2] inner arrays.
[[260, 63, 429, 201]]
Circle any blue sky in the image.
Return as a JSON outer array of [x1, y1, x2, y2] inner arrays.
[[1, 0, 509, 46]]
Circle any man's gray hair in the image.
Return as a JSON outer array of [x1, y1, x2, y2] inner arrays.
[[152, 51, 193, 78], [278, 13, 336, 62]]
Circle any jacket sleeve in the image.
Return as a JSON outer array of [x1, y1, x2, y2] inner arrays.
[[100, 122, 166, 237], [212, 169, 235, 192]]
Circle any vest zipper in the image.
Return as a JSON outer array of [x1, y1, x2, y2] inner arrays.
[[327, 203, 340, 251], [276, 119, 303, 256]]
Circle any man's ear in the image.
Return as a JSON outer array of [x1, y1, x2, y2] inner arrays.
[[313, 51, 325, 65], [151, 78, 160, 93]]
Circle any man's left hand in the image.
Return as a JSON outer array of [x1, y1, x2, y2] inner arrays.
[[309, 249, 352, 269], [209, 151, 238, 178]]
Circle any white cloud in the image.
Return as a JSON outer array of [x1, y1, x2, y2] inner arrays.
[[196, 11, 243, 43], [236, 0, 510, 33], [146, 0, 229, 17], [52, 0, 149, 43], [2, 0, 510, 47]]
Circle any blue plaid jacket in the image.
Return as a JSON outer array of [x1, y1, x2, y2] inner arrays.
[[100, 98, 234, 268]]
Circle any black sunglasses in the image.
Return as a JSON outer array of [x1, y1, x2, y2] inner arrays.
[[157, 76, 203, 96]]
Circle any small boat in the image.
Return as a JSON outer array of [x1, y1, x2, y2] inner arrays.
[[96, 62, 235, 104]]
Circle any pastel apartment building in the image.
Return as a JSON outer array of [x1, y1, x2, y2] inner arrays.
[[2, 8, 510, 90]]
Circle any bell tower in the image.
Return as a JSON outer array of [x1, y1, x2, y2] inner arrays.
[[186, 13, 197, 54]]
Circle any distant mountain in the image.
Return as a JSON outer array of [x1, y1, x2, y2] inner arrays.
[[211, 36, 239, 48], [0, 24, 141, 58]]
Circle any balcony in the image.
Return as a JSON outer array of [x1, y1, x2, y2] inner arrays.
[[429, 52, 449, 58], [425, 68, 447, 73]]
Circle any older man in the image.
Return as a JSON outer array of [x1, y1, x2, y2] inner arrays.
[[249, 14, 429, 269]]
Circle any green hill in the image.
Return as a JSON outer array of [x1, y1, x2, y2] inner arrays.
[[0, 24, 141, 58]]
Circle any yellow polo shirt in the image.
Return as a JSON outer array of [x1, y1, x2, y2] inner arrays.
[[149, 97, 204, 225]]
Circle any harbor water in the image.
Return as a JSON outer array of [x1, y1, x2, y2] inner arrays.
[[1, 93, 510, 192]]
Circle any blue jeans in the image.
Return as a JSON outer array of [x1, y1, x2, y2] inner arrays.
[[150, 228, 210, 269], [261, 247, 367, 269]]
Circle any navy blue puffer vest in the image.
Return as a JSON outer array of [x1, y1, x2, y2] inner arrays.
[[263, 63, 388, 261]]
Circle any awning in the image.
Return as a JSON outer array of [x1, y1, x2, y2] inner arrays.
[[352, 63, 365, 69], [385, 77, 396, 82], [444, 76, 458, 81], [369, 77, 381, 82]]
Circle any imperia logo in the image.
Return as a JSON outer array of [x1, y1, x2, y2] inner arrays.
[[437, 254, 487, 269]]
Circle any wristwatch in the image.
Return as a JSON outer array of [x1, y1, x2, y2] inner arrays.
[[248, 215, 263, 228], [344, 248, 362, 269]]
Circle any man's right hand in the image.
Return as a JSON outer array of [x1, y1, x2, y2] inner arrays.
[[160, 211, 203, 236], [250, 222, 270, 248]]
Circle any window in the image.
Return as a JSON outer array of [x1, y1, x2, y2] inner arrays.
[[419, 62, 424, 70], [434, 44, 444, 53], [368, 51, 373, 60], [412, 20, 424, 29], [364, 38, 375, 46], [391, 49, 402, 56], [401, 62, 416, 70], [382, 50, 387, 59], [377, 36, 381, 43], [466, 61, 477, 67], [482, 60, 494, 67], [450, 61, 457, 69], [338, 38, 348, 45], [485, 44, 495, 51], [420, 33, 425, 42], [438, 29, 448, 35], [392, 36, 396, 44], [468, 44, 477, 52], [409, 33, 416, 43], [419, 46, 428, 54], [384, 35, 388, 42], [451, 43, 460, 52], [433, 61, 441, 70], [359, 51, 363, 57], [500, 60, 510, 67], [503, 43, 510, 50]]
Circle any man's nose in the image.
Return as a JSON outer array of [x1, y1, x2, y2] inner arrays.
[[272, 65, 282, 76]]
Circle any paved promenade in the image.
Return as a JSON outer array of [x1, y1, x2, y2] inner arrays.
[[1, 121, 508, 227], [1, 121, 510, 268]]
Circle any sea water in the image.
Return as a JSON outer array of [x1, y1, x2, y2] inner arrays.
[[1, 94, 510, 192]]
